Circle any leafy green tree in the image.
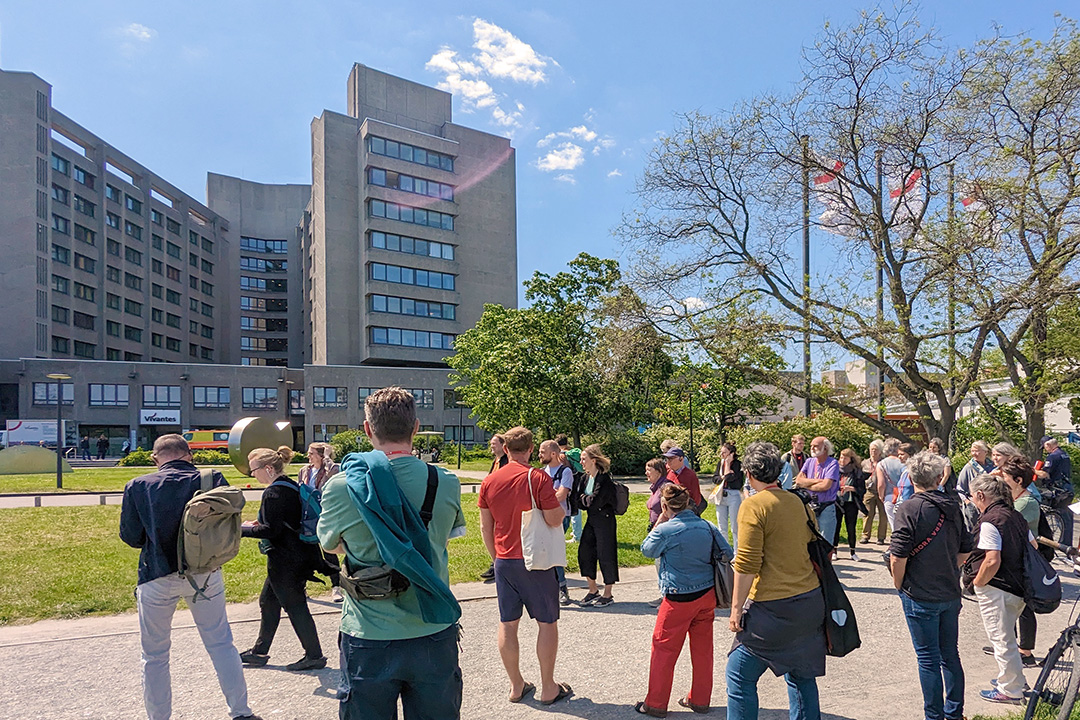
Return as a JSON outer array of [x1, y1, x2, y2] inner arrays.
[[952, 399, 1027, 451]]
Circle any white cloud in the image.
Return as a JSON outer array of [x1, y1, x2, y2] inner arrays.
[[554, 174, 577, 185], [472, 19, 551, 84], [120, 23, 157, 42], [537, 142, 585, 172], [683, 297, 708, 311], [537, 124, 603, 148], [607, 169, 622, 178], [426, 19, 552, 131]]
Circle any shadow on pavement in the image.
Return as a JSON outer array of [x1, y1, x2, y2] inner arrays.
[[535, 697, 858, 720], [561, 601, 661, 617]]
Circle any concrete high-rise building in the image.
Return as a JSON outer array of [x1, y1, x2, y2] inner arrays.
[[0, 63, 517, 451]]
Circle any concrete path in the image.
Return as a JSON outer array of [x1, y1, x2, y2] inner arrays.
[[2, 548, 1078, 719]]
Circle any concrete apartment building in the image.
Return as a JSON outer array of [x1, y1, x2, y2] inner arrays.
[[0, 64, 517, 452]]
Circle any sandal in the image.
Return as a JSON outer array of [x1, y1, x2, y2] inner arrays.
[[509, 682, 535, 703], [634, 701, 668, 717], [540, 683, 573, 706], [678, 697, 711, 714]]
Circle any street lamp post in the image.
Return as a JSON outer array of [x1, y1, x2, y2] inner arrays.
[[46, 372, 71, 489], [688, 391, 694, 471], [455, 399, 469, 470]]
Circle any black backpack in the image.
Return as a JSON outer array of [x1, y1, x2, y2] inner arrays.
[[1022, 539, 1062, 614]]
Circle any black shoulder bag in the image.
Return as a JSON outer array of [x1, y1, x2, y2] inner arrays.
[[339, 464, 440, 602], [802, 502, 861, 657]]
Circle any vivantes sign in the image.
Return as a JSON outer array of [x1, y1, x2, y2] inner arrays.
[[139, 409, 181, 425]]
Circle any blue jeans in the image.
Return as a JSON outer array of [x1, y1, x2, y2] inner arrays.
[[899, 593, 964, 720], [571, 512, 583, 541], [725, 643, 820, 720], [815, 504, 838, 549], [338, 624, 462, 719]]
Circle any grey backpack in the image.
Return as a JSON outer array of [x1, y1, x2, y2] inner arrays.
[[177, 469, 246, 601]]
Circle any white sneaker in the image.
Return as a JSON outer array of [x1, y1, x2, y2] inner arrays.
[[332, 587, 344, 603], [850, 552, 860, 562]]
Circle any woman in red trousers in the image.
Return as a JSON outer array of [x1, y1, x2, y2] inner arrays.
[[635, 483, 734, 716]]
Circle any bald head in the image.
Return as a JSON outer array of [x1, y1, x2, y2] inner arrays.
[[539, 439, 561, 466]]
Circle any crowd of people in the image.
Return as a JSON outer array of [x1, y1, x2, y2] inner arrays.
[[117, 388, 1076, 720]]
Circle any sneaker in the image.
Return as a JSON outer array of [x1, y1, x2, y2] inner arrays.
[[566, 537, 577, 544], [239, 650, 269, 666], [285, 655, 327, 672], [980, 688, 1023, 704], [479, 563, 495, 581], [983, 645, 995, 656], [592, 596, 614, 607], [559, 588, 573, 606], [991, 678, 1031, 692], [850, 551, 860, 562], [1022, 653, 1040, 667], [578, 592, 600, 607], [648, 597, 664, 608], [859, 536, 871, 544], [235, 715, 264, 720], [331, 587, 344, 603]]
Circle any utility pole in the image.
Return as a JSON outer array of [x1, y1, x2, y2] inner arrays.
[[875, 150, 885, 423], [801, 135, 811, 417]]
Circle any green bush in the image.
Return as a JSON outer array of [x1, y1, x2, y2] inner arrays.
[[117, 449, 154, 466], [594, 429, 657, 476], [725, 409, 874, 461], [191, 450, 230, 466], [291, 450, 308, 464], [413, 435, 444, 450], [329, 429, 373, 460]]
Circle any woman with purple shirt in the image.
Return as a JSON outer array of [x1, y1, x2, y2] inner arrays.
[[645, 458, 673, 531], [794, 436, 841, 549]]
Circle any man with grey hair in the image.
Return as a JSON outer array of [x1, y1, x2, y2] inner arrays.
[[877, 438, 905, 532], [120, 434, 260, 720], [889, 451, 974, 720]]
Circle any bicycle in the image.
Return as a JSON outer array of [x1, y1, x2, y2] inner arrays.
[[1025, 537, 1080, 720], [1042, 498, 1067, 545]]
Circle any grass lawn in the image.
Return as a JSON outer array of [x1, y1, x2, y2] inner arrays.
[[0, 464, 307, 494], [436, 458, 495, 473], [0, 493, 652, 625]]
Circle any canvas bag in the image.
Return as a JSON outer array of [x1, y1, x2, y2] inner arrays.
[[801, 501, 861, 657], [177, 469, 246, 602], [520, 468, 568, 571]]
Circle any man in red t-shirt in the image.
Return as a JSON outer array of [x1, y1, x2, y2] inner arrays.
[[479, 426, 573, 707], [664, 447, 705, 514]]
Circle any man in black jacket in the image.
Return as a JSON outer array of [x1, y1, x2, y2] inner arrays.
[[120, 434, 261, 720], [889, 451, 974, 720]]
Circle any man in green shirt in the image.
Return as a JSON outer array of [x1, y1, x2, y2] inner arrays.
[[318, 387, 467, 719]]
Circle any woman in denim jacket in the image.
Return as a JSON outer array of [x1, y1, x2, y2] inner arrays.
[[635, 483, 734, 717]]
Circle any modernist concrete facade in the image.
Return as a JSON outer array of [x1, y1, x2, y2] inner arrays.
[[0, 64, 517, 450]]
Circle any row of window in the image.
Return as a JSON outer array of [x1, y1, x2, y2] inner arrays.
[[241, 296, 288, 312], [369, 231, 454, 261], [240, 276, 287, 293], [240, 337, 288, 352], [240, 236, 287, 254], [369, 262, 455, 290], [370, 293, 456, 321], [370, 326, 456, 350], [368, 199, 454, 231], [368, 167, 454, 202], [357, 387, 436, 409], [240, 317, 288, 332], [366, 136, 455, 173], [239, 257, 287, 273]]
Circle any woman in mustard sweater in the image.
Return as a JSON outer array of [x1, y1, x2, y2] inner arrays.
[[726, 441, 825, 720]]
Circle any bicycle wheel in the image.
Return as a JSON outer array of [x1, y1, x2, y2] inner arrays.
[[1026, 629, 1080, 720], [1046, 511, 1066, 545]]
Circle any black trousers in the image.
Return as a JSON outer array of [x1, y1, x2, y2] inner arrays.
[[1018, 605, 1037, 652], [579, 511, 619, 585], [252, 560, 323, 659], [834, 501, 860, 550]]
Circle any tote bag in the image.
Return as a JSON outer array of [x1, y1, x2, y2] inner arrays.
[[520, 469, 568, 571], [801, 502, 861, 657], [712, 535, 734, 609]]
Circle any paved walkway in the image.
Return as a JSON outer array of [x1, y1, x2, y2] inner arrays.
[[2, 548, 1077, 719]]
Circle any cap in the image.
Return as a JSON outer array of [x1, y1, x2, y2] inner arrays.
[[662, 447, 685, 459], [1041, 435, 1055, 445]]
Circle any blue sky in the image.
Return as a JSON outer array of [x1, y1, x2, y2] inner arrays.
[[0, 1, 1066, 306]]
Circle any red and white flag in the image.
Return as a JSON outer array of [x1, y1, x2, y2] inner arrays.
[[811, 155, 861, 237], [889, 168, 925, 229], [958, 180, 998, 238]]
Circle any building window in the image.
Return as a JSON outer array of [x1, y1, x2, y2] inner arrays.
[[51, 275, 69, 294], [105, 184, 120, 203], [106, 265, 121, 283], [314, 424, 350, 442], [107, 239, 121, 257], [240, 276, 286, 292], [152, 283, 163, 299], [152, 259, 163, 275], [51, 184, 70, 205], [358, 387, 434, 409], [166, 216, 181, 235], [166, 265, 181, 281], [125, 195, 142, 215], [152, 234, 163, 250], [166, 313, 181, 328], [124, 273, 142, 291], [51, 336, 69, 354], [124, 299, 143, 316], [51, 244, 70, 264], [201, 237, 214, 253], [239, 257, 288, 273], [189, 252, 198, 268], [124, 352, 142, 361], [73, 253, 95, 273], [106, 212, 121, 230], [370, 231, 454, 261], [72, 195, 95, 217], [124, 325, 142, 342], [165, 336, 181, 352], [242, 387, 278, 409], [150, 208, 163, 225], [89, 383, 129, 406], [290, 389, 305, 413], [106, 292, 121, 310], [201, 259, 213, 274], [165, 289, 181, 305], [73, 167, 94, 187], [125, 221, 142, 242], [73, 341, 93, 358], [106, 348, 120, 360], [51, 154, 70, 175], [125, 246, 143, 265], [143, 385, 180, 408], [73, 282, 95, 302], [200, 280, 213, 296], [367, 167, 454, 201], [367, 135, 454, 172], [166, 242, 181, 259], [74, 224, 96, 246], [367, 199, 454, 231], [201, 303, 213, 317], [52, 305, 69, 324], [239, 236, 287, 253], [72, 311, 95, 330], [33, 381, 74, 405], [194, 386, 230, 408], [370, 326, 456, 350], [190, 275, 200, 290], [443, 425, 476, 443], [313, 387, 348, 408], [200, 347, 214, 361], [52, 214, 70, 235], [370, 294, 456, 321], [369, 263, 455, 291], [200, 325, 213, 339], [189, 230, 199, 246], [106, 320, 121, 337]]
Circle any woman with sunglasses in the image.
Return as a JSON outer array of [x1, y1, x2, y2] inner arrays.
[[239, 445, 328, 672]]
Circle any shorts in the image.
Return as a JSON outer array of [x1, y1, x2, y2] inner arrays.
[[494, 558, 560, 624]]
